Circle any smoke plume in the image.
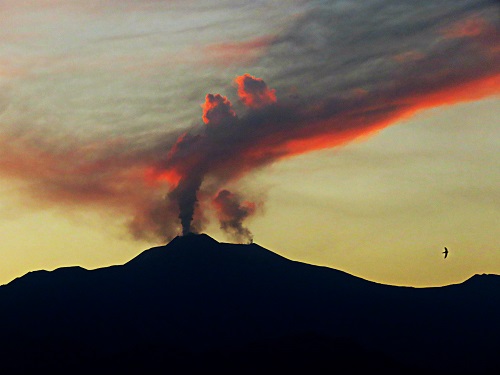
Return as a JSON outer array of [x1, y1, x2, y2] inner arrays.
[[0, 2, 498, 244], [155, 70, 499, 239], [160, 74, 283, 237], [213, 189, 256, 243]]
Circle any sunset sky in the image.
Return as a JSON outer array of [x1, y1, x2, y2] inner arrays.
[[1, 0, 498, 287]]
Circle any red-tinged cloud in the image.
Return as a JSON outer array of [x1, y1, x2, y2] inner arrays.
[[441, 16, 491, 39], [202, 93, 237, 125], [0, 132, 183, 241], [203, 35, 275, 66], [235, 73, 277, 108], [213, 189, 257, 243], [393, 51, 425, 63]]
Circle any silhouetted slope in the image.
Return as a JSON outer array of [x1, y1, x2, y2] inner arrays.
[[0, 234, 498, 374]]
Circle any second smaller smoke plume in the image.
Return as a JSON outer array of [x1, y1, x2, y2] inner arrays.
[[213, 189, 256, 243]]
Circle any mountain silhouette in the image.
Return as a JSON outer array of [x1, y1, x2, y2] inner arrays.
[[0, 233, 498, 374]]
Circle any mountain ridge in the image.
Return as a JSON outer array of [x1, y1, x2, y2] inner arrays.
[[5, 233, 494, 289], [1, 233, 498, 374]]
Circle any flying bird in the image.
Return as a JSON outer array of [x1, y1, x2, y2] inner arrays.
[[443, 247, 449, 259]]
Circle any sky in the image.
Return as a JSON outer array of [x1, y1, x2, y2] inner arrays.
[[0, 0, 499, 287]]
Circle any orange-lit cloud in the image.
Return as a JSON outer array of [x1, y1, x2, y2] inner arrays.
[[202, 94, 237, 125], [235, 73, 277, 109]]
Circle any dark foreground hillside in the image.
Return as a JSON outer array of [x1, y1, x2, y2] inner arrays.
[[1, 234, 498, 374]]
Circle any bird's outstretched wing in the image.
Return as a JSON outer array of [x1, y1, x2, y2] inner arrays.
[[443, 247, 448, 258]]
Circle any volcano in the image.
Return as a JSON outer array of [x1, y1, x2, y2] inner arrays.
[[1, 234, 498, 374]]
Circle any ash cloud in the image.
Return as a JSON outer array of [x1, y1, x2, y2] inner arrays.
[[0, 0, 498, 244], [202, 93, 237, 125], [235, 74, 277, 108]]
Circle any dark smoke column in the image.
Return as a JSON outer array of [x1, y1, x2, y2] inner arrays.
[[168, 173, 204, 235], [164, 93, 238, 236], [162, 75, 274, 239]]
